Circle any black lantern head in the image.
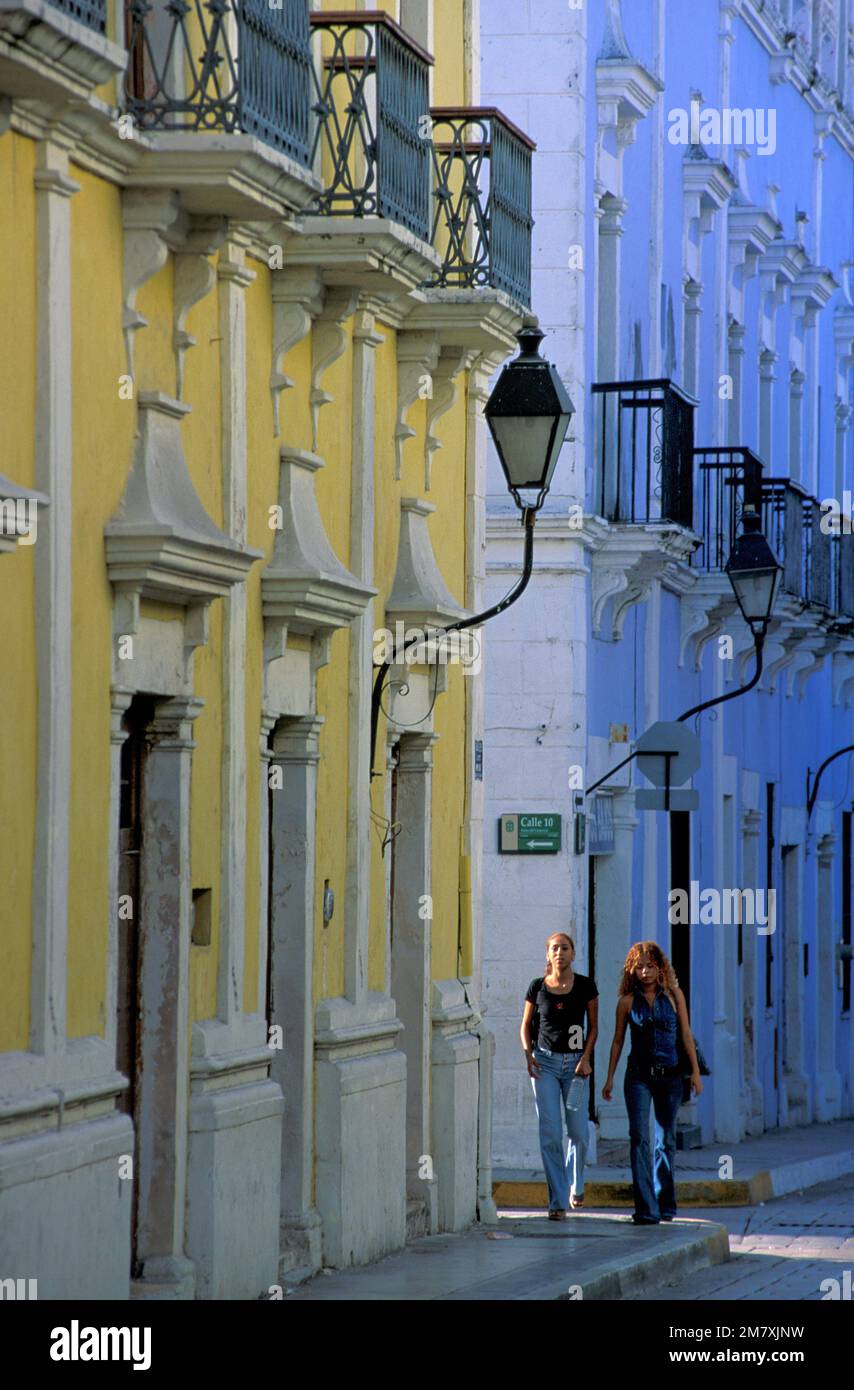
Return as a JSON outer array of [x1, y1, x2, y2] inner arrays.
[[725, 506, 782, 637], [484, 322, 574, 511]]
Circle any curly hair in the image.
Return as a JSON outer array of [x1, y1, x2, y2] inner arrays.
[[544, 932, 575, 977], [619, 940, 679, 1001]]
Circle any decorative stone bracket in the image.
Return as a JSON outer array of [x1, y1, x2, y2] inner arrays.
[[122, 190, 188, 384], [173, 217, 229, 399], [591, 524, 699, 642], [105, 391, 261, 663], [425, 348, 477, 491], [270, 268, 324, 437], [396, 332, 440, 481], [310, 288, 360, 452], [261, 447, 375, 677]]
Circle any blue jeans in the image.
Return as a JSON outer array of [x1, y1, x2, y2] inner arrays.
[[530, 1047, 589, 1211], [624, 1068, 683, 1221]]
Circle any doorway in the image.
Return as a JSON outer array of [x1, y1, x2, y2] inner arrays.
[[116, 693, 155, 1277]]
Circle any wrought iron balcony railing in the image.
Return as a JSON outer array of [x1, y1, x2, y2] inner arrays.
[[761, 477, 814, 606], [695, 447, 851, 617], [694, 446, 765, 574], [305, 10, 432, 239], [427, 108, 534, 305], [124, 0, 314, 165], [835, 533, 854, 619], [591, 379, 697, 529], [120, 5, 535, 304], [48, 0, 107, 33]]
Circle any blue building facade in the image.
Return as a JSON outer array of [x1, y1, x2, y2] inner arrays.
[[480, 0, 854, 1159]]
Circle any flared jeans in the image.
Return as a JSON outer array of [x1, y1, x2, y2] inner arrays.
[[530, 1046, 589, 1212]]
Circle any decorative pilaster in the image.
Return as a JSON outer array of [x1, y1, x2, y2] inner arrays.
[[133, 696, 203, 1299], [815, 832, 842, 1119], [29, 140, 79, 1060]]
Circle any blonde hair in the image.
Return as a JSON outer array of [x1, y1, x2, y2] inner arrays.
[[619, 940, 679, 1005], [544, 932, 575, 978]]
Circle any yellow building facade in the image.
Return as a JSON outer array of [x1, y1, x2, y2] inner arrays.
[[0, 0, 532, 1295]]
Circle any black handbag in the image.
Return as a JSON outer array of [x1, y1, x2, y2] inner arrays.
[[678, 1032, 711, 1077]]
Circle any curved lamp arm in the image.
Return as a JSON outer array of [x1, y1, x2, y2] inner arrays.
[[807, 745, 854, 822], [369, 508, 537, 780], [676, 634, 765, 726]]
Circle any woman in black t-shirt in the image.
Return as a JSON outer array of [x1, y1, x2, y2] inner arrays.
[[520, 932, 599, 1220]]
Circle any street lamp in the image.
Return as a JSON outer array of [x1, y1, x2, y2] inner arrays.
[[677, 503, 782, 724], [725, 505, 782, 643], [485, 323, 574, 513], [369, 321, 574, 779]]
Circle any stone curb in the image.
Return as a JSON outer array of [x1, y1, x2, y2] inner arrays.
[[495, 1144, 854, 1208], [548, 1221, 731, 1301]]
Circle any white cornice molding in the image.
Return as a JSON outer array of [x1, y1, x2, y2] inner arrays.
[[0, 0, 126, 103]]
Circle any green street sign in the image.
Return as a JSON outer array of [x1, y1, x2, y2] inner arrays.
[[498, 813, 562, 854]]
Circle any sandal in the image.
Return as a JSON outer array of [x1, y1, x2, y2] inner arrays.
[[547, 1209, 566, 1221], [569, 1193, 584, 1209]]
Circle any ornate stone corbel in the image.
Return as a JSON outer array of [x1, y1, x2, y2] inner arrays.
[[122, 190, 188, 383], [270, 268, 324, 436], [173, 217, 229, 399], [424, 348, 476, 491], [396, 332, 440, 481], [832, 644, 854, 706], [310, 288, 360, 451]]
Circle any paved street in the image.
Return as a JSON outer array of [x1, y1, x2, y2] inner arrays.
[[647, 1173, 854, 1300]]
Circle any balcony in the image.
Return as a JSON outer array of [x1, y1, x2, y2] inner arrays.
[[124, 0, 315, 165], [690, 444, 854, 683], [48, 0, 106, 31], [306, 9, 432, 240], [588, 379, 699, 640], [120, 4, 534, 304], [0, 0, 124, 100], [427, 107, 534, 305], [591, 379, 697, 528]]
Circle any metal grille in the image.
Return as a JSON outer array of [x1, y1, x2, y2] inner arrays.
[[428, 108, 533, 306], [49, 0, 107, 34], [124, 0, 312, 163], [761, 478, 809, 600], [306, 13, 431, 241], [591, 379, 697, 528], [694, 448, 765, 572]]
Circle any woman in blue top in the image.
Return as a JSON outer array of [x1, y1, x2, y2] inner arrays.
[[601, 940, 702, 1224]]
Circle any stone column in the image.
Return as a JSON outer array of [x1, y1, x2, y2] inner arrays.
[[593, 789, 638, 1138], [740, 808, 764, 1134], [30, 140, 79, 1059], [269, 715, 324, 1275], [815, 833, 842, 1119], [134, 696, 202, 1299], [345, 303, 384, 1004], [216, 241, 255, 1026], [727, 322, 746, 445], [759, 349, 777, 463], [781, 842, 810, 1125], [392, 731, 439, 1230]]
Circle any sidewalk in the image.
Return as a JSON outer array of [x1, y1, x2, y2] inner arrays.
[[494, 1119, 854, 1208], [284, 1210, 729, 1301]]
